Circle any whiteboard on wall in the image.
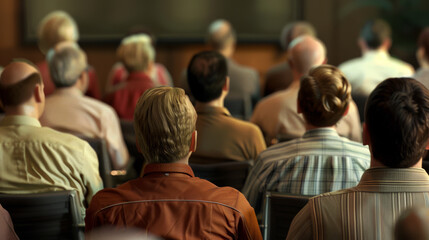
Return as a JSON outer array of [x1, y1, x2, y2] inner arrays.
[[21, 0, 302, 44]]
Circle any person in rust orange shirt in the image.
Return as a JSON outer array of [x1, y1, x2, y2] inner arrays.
[[85, 86, 262, 240]]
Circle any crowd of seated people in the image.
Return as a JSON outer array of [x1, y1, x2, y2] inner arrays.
[[1, 9, 429, 240]]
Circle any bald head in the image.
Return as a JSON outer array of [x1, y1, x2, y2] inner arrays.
[[288, 36, 326, 76], [0, 61, 43, 112], [207, 19, 236, 51], [395, 208, 429, 240], [280, 21, 317, 50]]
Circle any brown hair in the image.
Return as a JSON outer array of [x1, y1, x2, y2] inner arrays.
[[117, 34, 155, 72], [134, 87, 197, 164], [298, 64, 351, 127], [365, 78, 429, 168], [0, 73, 42, 107]]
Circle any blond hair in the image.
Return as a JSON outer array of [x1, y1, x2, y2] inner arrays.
[[117, 34, 155, 72], [134, 87, 197, 163], [37, 11, 79, 54], [298, 64, 351, 127]]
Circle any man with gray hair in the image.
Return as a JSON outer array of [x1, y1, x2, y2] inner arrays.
[[251, 36, 361, 145], [264, 21, 316, 96], [40, 42, 129, 170]]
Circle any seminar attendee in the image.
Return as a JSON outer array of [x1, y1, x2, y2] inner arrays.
[[243, 65, 370, 215], [105, 31, 172, 94], [0, 204, 19, 240], [287, 77, 429, 240], [394, 207, 429, 240], [36, 10, 101, 99], [39, 42, 129, 170], [264, 21, 316, 96], [251, 36, 361, 145], [104, 34, 155, 120], [414, 27, 429, 89], [187, 51, 266, 163], [0, 61, 103, 216], [339, 19, 414, 96], [85, 87, 262, 240], [179, 19, 260, 108]]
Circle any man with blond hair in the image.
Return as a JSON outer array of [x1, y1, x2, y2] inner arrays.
[[86, 87, 262, 240], [0, 60, 103, 216], [40, 42, 129, 170]]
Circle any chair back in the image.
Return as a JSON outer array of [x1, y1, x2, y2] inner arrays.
[[263, 192, 311, 240], [190, 161, 251, 190], [120, 120, 145, 175], [0, 190, 83, 240], [79, 136, 114, 188], [352, 93, 368, 123], [225, 93, 252, 120]]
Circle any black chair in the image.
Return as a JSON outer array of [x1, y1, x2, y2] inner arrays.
[[79, 136, 114, 188], [225, 93, 252, 120], [190, 161, 251, 190], [0, 190, 84, 240], [120, 120, 145, 176], [352, 92, 368, 123], [263, 192, 311, 240]]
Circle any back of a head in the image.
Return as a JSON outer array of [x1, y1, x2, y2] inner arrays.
[[280, 21, 317, 51], [298, 64, 351, 127], [395, 207, 429, 240], [288, 36, 326, 76], [187, 51, 227, 102], [365, 78, 429, 167], [134, 87, 197, 164], [37, 11, 79, 54], [0, 61, 42, 108], [418, 27, 429, 62], [117, 34, 155, 72], [207, 19, 236, 51], [360, 19, 391, 50], [48, 42, 87, 88]]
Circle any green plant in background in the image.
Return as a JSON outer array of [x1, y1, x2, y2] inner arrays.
[[339, 0, 429, 67]]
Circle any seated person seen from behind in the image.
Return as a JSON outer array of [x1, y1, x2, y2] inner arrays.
[[104, 34, 156, 120], [242, 65, 370, 216], [287, 77, 429, 240], [85, 87, 262, 240], [0, 60, 103, 217], [187, 51, 266, 164], [39, 42, 129, 170]]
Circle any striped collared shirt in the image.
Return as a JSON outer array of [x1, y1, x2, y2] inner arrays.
[[287, 168, 429, 240], [242, 128, 370, 215]]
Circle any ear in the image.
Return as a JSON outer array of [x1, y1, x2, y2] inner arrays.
[[362, 123, 370, 146], [189, 130, 197, 152], [343, 104, 350, 116], [382, 38, 392, 50], [34, 83, 44, 103], [322, 58, 328, 64], [223, 77, 230, 92]]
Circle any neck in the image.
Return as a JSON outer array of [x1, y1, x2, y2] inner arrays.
[[219, 46, 234, 58], [4, 104, 39, 119], [305, 124, 336, 131], [175, 152, 192, 164], [370, 158, 423, 168], [195, 96, 224, 108]]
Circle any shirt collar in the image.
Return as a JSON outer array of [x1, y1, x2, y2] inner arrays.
[[363, 50, 389, 61], [303, 128, 339, 138], [143, 163, 195, 178], [195, 105, 231, 117], [52, 87, 84, 97], [357, 167, 429, 192], [0, 115, 41, 127]]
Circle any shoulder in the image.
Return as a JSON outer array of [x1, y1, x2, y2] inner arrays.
[[388, 57, 414, 74], [338, 57, 364, 71]]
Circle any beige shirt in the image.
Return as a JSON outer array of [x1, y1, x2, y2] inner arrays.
[[191, 105, 266, 163], [251, 82, 362, 145], [0, 115, 103, 216], [339, 50, 414, 96], [40, 88, 129, 170], [287, 168, 429, 240]]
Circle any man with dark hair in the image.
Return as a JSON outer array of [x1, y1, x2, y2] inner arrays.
[[243, 65, 370, 216], [287, 78, 429, 240], [264, 21, 317, 96], [85, 87, 262, 240], [40, 42, 129, 170], [0, 60, 103, 216], [187, 51, 266, 163], [339, 19, 414, 96]]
